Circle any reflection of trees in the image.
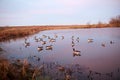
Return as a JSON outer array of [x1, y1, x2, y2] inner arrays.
[[109, 15, 120, 27]]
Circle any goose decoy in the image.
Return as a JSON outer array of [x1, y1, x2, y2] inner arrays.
[[46, 45, 53, 50], [110, 41, 114, 44], [88, 39, 93, 43], [42, 35, 47, 38], [37, 46, 43, 51], [25, 42, 30, 47], [76, 37, 80, 42], [71, 36, 74, 41], [41, 41, 46, 45], [72, 41, 75, 47], [49, 38, 56, 42], [101, 43, 105, 47], [61, 36, 64, 40], [48, 36, 51, 39], [54, 34, 58, 38], [73, 48, 81, 56], [34, 36, 38, 42]]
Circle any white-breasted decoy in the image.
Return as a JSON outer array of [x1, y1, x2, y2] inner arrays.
[[41, 41, 46, 45], [46, 45, 53, 50], [37, 46, 43, 51], [73, 48, 81, 56], [49, 38, 56, 42], [88, 39, 93, 43]]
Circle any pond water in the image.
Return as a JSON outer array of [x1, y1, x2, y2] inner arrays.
[[0, 28, 120, 79]]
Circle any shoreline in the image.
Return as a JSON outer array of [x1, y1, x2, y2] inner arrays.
[[0, 25, 119, 42]]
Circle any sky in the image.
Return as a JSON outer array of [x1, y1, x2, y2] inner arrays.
[[0, 0, 120, 26]]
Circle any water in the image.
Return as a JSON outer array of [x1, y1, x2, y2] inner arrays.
[[0, 28, 120, 76]]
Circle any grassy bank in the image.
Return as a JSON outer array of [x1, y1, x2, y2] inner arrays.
[[0, 24, 119, 42]]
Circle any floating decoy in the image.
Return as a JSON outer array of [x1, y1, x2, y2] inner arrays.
[[88, 39, 93, 43], [25, 42, 30, 47], [48, 36, 51, 39], [73, 48, 81, 56], [72, 41, 75, 47], [37, 46, 43, 51], [42, 35, 47, 38], [34, 36, 39, 42], [41, 41, 46, 45], [46, 45, 53, 50], [76, 37, 80, 42], [110, 41, 114, 44], [54, 34, 58, 38], [71, 36, 74, 41], [39, 38, 43, 41], [37, 57, 40, 61], [101, 43, 105, 47], [49, 38, 56, 42], [61, 36, 64, 40]]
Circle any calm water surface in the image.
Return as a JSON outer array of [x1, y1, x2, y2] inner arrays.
[[0, 28, 120, 74]]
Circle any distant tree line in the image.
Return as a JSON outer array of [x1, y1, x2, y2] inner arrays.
[[109, 15, 120, 27]]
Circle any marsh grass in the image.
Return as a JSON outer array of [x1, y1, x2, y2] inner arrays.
[[0, 27, 46, 42], [0, 58, 52, 80], [0, 23, 119, 42]]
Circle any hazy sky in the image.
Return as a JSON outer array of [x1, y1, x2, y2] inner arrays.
[[0, 0, 120, 26]]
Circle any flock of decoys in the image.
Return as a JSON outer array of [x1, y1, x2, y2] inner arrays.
[[24, 34, 114, 57], [17, 33, 117, 80]]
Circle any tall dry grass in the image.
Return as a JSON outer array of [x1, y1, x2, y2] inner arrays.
[[0, 58, 46, 80], [0, 22, 120, 42]]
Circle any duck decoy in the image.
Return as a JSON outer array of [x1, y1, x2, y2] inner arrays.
[[73, 48, 81, 56]]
